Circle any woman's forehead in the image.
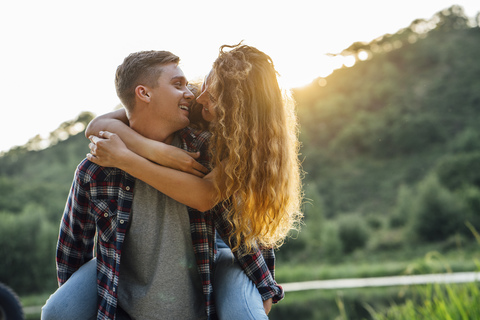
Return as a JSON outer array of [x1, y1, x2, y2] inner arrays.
[[202, 70, 213, 90]]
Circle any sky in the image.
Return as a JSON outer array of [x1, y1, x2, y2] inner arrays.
[[1, 0, 479, 153]]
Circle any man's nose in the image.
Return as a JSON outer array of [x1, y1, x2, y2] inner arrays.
[[185, 88, 194, 100]]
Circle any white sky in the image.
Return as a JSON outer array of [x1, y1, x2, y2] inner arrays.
[[1, 0, 479, 153]]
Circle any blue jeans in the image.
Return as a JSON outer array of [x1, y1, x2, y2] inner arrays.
[[41, 240, 268, 320], [214, 237, 268, 320], [41, 258, 97, 320]]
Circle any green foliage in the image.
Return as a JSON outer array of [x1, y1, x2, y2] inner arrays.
[[0, 113, 92, 295], [277, 6, 480, 266], [390, 185, 413, 228], [292, 6, 480, 264], [297, 25, 480, 198], [0, 176, 27, 213], [330, 107, 447, 159], [320, 221, 344, 262], [0, 207, 58, 294], [269, 286, 412, 320], [337, 214, 370, 254], [371, 282, 480, 320], [456, 186, 480, 234], [278, 182, 325, 262], [301, 183, 325, 256], [449, 127, 480, 153], [434, 152, 480, 190], [408, 174, 465, 242], [367, 228, 405, 252]]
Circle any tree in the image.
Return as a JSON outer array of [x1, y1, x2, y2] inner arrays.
[[337, 214, 370, 254], [409, 174, 465, 242], [433, 5, 469, 31]]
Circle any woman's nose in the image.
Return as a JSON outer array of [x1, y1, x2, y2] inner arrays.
[[196, 91, 206, 104]]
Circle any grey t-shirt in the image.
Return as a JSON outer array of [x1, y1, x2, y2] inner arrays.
[[117, 137, 205, 319]]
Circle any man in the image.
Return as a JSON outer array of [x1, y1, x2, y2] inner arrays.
[[43, 50, 282, 320]]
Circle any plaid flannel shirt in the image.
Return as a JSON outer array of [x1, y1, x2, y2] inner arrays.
[[56, 127, 284, 320]]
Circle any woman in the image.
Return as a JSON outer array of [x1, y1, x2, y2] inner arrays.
[[87, 43, 303, 318]]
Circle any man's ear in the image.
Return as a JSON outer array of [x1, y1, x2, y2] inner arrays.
[[135, 85, 150, 103]]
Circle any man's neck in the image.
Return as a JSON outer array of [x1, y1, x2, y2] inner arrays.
[[129, 118, 176, 145]]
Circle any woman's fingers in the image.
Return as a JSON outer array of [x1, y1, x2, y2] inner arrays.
[[193, 161, 209, 174], [190, 168, 206, 178], [86, 153, 98, 163], [98, 130, 115, 139], [89, 131, 114, 145], [185, 151, 200, 159], [87, 132, 115, 166], [88, 135, 103, 145], [89, 142, 97, 154], [179, 150, 209, 175]]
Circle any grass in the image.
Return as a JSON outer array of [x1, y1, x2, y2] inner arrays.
[[369, 282, 480, 320], [269, 285, 414, 320], [20, 292, 50, 320], [276, 261, 410, 283], [276, 241, 480, 284]]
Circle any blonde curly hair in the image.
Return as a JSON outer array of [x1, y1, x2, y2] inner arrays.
[[208, 44, 303, 253]]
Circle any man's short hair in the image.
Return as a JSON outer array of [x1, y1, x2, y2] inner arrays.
[[115, 50, 180, 111]]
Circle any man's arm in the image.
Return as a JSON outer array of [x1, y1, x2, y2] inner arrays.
[[56, 160, 96, 286]]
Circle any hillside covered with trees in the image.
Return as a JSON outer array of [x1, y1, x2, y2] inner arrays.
[[1, 7, 479, 315], [278, 5, 480, 264]]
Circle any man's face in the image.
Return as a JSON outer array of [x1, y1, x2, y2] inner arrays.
[[136, 62, 194, 139]]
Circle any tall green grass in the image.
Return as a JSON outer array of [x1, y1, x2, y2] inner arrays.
[[368, 282, 480, 320]]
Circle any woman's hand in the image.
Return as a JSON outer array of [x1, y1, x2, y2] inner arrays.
[[87, 131, 132, 169], [154, 145, 209, 178], [263, 298, 272, 315]]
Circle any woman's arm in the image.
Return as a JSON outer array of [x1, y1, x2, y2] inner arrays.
[[88, 131, 219, 212], [86, 109, 208, 177], [85, 109, 129, 136]]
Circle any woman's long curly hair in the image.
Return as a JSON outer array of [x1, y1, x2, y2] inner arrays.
[[209, 43, 303, 254]]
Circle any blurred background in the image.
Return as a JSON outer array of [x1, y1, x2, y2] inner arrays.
[[1, 1, 480, 319]]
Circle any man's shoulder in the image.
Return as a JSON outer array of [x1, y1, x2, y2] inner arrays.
[[75, 158, 122, 183], [179, 127, 211, 146]]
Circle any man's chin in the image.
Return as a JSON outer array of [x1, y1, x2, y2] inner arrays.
[[175, 118, 190, 131]]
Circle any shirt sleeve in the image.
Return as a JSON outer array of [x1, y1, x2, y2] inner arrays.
[[56, 161, 96, 286], [212, 204, 285, 303]]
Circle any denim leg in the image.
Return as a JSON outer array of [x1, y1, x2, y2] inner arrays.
[[214, 247, 268, 320], [41, 258, 97, 320]]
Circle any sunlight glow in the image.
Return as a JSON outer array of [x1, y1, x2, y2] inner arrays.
[[358, 51, 369, 61], [69, 123, 86, 135], [343, 56, 356, 68], [317, 78, 328, 87]]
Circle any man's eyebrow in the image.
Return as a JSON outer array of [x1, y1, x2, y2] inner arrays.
[[171, 75, 187, 83]]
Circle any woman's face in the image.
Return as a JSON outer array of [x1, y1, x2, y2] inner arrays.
[[196, 72, 217, 122]]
